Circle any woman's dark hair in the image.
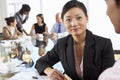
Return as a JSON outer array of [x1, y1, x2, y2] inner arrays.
[[61, 0, 87, 19], [36, 13, 45, 23], [20, 4, 31, 14], [115, 0, 120, 7], [5, 16, 15, 25]]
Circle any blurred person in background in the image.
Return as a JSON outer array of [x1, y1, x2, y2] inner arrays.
[[29, 13, 48, 37], [29, 13, 48, 56], [2, 16, 22, 40], [29, 13, 48, 46], [14, 4, 31, 35], [49, 12, 68, 44]]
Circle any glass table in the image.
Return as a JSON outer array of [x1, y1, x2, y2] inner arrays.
[[0, 35, 63, 80]]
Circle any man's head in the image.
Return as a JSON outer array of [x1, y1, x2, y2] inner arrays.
[[106, 0, 120, 33], [55, 12, 62, 23]]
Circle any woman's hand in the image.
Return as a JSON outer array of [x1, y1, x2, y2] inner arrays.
[[36, 33, 40, 40], [49, 32, 58, 40], [43, 32, 48, 36], [44, 67, 67, 80]]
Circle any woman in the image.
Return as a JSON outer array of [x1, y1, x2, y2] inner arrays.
[[35, 0, 115, 80], [29, 13, 48, 36], [2, 16, 22, 40], [29, 13, 48, 44], [30, 13, 48, 56], [98, 0, 120, 80], [14, 4, 31, 35]]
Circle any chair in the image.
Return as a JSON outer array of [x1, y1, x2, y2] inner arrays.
[[114, 50, 120, 60], [0, 33, 2, 40]]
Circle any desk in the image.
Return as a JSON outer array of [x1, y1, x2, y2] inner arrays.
[[0, 35, 63, 80], [0, 70, 50, 80], [8, 70, 50, 80]]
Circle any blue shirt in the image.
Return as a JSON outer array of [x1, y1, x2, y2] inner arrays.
[[51, 22, 66, 33], [50, 22, 68, 44]]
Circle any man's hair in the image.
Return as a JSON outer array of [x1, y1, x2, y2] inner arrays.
[[115, 0, 120, 7]]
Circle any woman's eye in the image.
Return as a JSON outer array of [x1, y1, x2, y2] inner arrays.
[[66, 19, 71, 22], [77, 17, 82, 20]]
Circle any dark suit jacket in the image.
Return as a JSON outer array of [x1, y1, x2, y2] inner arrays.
[[35, 30, 115, 80]]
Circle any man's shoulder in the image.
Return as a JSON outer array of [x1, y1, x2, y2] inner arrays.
[[98, 60, 120, 80], [53, 23, 58, 27]]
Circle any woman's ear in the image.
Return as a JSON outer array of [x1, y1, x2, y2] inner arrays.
[[86, 16, 89, 23]]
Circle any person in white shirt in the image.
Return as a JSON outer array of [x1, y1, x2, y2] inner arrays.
[[98, 0, 120, 80], [49, 12, 68, 44]]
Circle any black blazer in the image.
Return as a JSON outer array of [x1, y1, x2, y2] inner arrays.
[[35, 30, 115, 80]]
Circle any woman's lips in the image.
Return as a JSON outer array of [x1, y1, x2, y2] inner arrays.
[[71, 28, 80, 32]]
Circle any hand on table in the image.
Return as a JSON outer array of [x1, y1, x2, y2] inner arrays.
[[49, 32, 58, 40], [44, 68, 68, 80]]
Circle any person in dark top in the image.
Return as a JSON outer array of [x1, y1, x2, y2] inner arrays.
[[35, 0, 115, 80], [30, 14, 48, 56], [30, 13, 48, 36], [14, 4, 31, 35], [34, 23, 46, 34]]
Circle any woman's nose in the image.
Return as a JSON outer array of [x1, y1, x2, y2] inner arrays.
[[71, 19, 77, 26]]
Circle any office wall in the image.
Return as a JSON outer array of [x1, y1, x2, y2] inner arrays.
[[0, 0, 7, 33], [88, 0, 120, 49], [0, 0, 41, 33], [0, 0, 120, 49], [41, 0, 120, 49], [41, 0, 88, 32]]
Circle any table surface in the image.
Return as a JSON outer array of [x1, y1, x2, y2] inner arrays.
[[8, 70, 50, 80], [0, 35, 64, 80]]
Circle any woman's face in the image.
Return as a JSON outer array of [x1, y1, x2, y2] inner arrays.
[[106, 0, 120, 33], [63, 7, 88, 36], [11, 19, 17, 27], [23, 11, 29, 15], [36, 16, 42, 23]]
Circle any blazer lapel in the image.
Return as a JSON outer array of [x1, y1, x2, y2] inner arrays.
[[83, 30, 95, 77], [66, 36, 75, 69], [65, 30, 96, 78], [84, 30, 95, 60]]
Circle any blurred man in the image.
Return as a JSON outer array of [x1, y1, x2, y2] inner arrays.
[[50, 12, 68, 44]]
